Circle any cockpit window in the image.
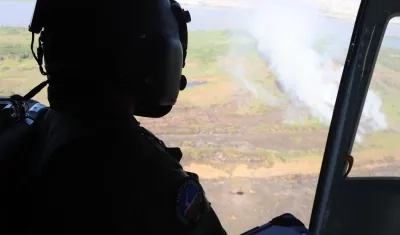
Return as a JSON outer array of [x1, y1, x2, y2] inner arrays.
[[0, 0, 364, 233]]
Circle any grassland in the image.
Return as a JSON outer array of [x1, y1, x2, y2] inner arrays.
[[2, 26, 400, 170], [2, 26, 400, 233]]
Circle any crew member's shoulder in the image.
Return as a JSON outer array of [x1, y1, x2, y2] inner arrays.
[[42, 110, 183, 167], [129, 125, 184, 170], [83, 117, 184, 169], [40, 109, 88, 158]]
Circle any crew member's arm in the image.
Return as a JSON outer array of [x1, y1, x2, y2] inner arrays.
[[140, 150, 227, 235], [190, 205, 227, 235]]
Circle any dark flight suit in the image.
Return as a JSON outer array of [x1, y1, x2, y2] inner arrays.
[[30, 109, 226, 235]]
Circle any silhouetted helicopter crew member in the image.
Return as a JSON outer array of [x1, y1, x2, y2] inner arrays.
[[25, 0, 227, 234]]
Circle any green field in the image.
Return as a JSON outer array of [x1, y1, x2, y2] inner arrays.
[[1, 26, 400, 174]]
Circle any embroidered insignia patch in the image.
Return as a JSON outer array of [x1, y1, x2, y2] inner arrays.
[[175, 178, 206, 227]]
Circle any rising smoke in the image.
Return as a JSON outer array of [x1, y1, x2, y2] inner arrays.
[[228, 0, 387, 143]]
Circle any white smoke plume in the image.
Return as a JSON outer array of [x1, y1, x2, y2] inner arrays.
[[228, 0, 387, 142]]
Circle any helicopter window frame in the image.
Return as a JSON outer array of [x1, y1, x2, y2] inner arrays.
[[310, 1, 400, 233]]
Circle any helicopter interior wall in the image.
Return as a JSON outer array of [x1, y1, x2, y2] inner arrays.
[[321, 178, 400, 235]]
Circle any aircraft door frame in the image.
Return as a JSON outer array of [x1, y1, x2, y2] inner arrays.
[[309, 0, 400, 234]]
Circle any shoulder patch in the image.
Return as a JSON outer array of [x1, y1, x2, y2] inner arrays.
[[175, 178, 206, 227]]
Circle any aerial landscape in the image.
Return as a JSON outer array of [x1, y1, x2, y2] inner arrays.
[[1, 0, 400, 234]]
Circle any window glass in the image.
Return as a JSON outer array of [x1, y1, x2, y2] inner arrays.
[[0, 0, 361, 233]]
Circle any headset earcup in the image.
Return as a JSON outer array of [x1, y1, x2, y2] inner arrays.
[[133, 1, 190, 118]]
